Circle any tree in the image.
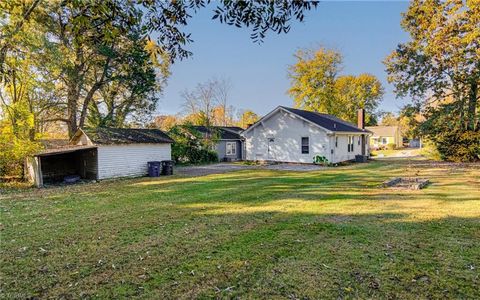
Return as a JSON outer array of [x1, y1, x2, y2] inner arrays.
[[288, 47, 342, 115], [1, 0, 319, 138], [1, 1, 171, 137], [384, 0, 479, 161], [181, 80, 217, 127], [86, 33, 168, 128], [380, 112, 398, 126], [288, 47, 384, 124], [334, 74, 384, 124], [212, 78, 232, 126], [181, 78, 236, 127], [150, 115, 180, 132], [237, 110, 260, 128], [398, 104, 422, 140]]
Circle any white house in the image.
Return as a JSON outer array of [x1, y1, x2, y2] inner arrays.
[[25, 127, 173, 187], [242, 106, 371, 164]]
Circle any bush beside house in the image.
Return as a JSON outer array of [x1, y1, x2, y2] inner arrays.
[[169, 125, 218, 164]]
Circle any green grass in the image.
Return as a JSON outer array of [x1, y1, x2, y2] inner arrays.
[[1, 159, 479, 299]]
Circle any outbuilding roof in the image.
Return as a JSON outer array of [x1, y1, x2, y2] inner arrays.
[[191, 126, 243, 140], [280, 106, 369, 133], [81, 127, 174, 144]]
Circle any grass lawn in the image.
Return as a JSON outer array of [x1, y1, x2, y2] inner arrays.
[[1, 159, 479, 299]]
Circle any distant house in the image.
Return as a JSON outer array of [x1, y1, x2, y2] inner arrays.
[[242, 106, 371, 164], [26, 127, 173, 187], [191, 126, 244, 161], [365, 126, 402, 149]]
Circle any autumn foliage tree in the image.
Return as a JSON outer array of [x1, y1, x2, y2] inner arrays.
[[1, 0, 318, 137], [1, 0, 318, 177], [385, 0, 479, 161], [237, 110, 260, 128], [288, 47, 384, 125]]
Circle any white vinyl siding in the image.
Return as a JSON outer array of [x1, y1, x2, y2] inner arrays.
[[97, 143, 171, 179], [332, 134, 365, 163], [243, 109, 330, 163], [242, 108, 369, 164]]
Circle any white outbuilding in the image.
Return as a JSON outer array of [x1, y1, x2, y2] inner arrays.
[[25, 127, 173, 187], [242, 106, 371, 164]]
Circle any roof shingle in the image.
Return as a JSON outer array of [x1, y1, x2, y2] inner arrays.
[[81, 127, 174, 144], [280, 106, 368, 133], [191, 126, 243, 140]]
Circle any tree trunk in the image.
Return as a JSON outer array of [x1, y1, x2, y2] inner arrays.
[[67, 84, 78, 138], [467, 80, 478, 131], [78, 83, 101, 129]]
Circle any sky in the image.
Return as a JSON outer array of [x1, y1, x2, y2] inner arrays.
[[157, 1, 411, 117]]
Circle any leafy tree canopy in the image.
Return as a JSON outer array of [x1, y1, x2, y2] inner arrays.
[[288, 47, 384, 125], [1, 0, 319, 139], [384, 0, 479, 161]]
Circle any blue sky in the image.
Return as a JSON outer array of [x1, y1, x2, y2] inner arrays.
[[158, 1, 411, 117]]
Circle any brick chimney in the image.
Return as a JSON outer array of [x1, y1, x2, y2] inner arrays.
[[357, 109, 365, 129]]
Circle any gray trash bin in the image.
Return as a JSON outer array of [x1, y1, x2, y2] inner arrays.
[[147, 161, 161, 177]]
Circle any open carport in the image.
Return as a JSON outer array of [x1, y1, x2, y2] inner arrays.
[[25, 146, 98, 187]]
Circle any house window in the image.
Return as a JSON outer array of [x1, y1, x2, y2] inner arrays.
[[226, 142, 236, 156], [358, 137, 361, 145], [335, 137, 338, 147], [348, 136, 354, 152], [382, 137, 387, 145], [301, 137, 309, 154]]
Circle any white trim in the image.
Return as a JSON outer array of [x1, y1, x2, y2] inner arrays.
[[70, 128, 94, 146], [219, 138, 243, 141], [301, 136, 310, 154]]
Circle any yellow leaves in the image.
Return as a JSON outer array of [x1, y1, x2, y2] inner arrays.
[[288, 46, 383, 123], [144, 37, 171, 80], [144, 38, 157, 54]]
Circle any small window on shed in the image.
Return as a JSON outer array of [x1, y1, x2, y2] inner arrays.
[[335, 137, 338, 147], [301, 137, 309, 154]]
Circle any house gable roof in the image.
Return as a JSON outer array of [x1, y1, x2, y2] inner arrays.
[[365, 126, 399, 137], [191, 126, 243, 140], [243, 106, 369, 134], [80, 127, 174, 145], [281, 107, 369, 133], [221, 126, 244, 133]]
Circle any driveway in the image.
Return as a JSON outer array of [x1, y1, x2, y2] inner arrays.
[[176, 162, 326, 176]]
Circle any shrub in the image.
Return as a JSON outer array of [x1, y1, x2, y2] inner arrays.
[[386, 143, 396, 150], [313, 155, 329, 165], [419, 140, 442, 161], [433, 130, 480, 162], [0, 124, 42, 178], [169, 125, 219, 164]]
